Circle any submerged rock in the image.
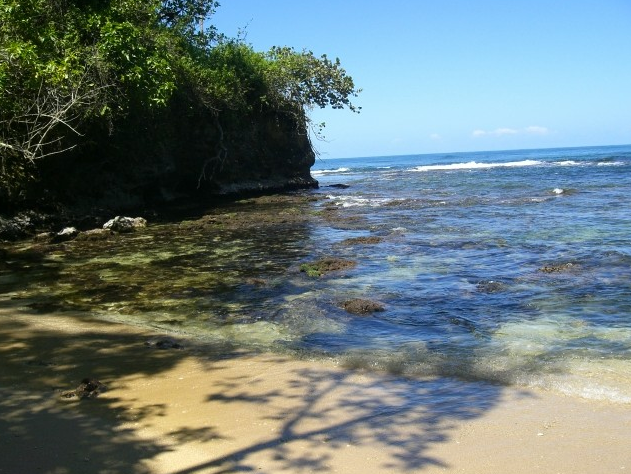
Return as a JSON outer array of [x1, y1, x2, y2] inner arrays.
[[317, 206, 367, 230], [144, 336, 183, 350], [340, 298, 385, 315], [340, 236, 383, 246], [476, 280, 506, 293], [245, 277, 267, 287], [539, 262, 577, 273], [103, 216, 147, 233], [300, 257, 357, 277]]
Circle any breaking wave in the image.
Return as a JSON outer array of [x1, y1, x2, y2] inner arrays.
[[311, 167, 351, 176]]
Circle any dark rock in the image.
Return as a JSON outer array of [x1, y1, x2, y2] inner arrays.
[[0, 213, 34, 240], [61, 378, 107, 400], [4, 99, 320, 214], [327, 183, 350, 189], [214, 177, 318, 196], [144, 336, 183, 350], [340, 298, 385, 315]]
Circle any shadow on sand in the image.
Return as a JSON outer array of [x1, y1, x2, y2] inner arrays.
[[0, 299, 515, 474]]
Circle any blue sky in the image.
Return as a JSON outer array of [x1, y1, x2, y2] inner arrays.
[[212, 1, 631, 158]]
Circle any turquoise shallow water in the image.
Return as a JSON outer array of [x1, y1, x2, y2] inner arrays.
[[2, 145, 631, 402]]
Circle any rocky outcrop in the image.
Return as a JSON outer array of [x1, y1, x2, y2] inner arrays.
[[0, 212, 53, 241], [300, 257, 357, 277], [1, 105, 318, 238], [33, 105, 318, 212]]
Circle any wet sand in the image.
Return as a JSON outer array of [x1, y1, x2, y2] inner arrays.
[[1, 306, 630, 474]]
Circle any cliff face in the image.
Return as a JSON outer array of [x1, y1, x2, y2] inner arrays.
[[34, 104, 318, 212], [213, 112, 318, 196]]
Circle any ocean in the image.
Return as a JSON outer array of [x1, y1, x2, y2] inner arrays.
[[310, 144, 631, 402], [2, 144, 631, 403]]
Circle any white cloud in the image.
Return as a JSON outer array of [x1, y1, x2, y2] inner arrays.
[[525, 126, 549, 135], [429, 133, 441, 140], [472, 127, 517, 137], [472, 126, 549, 138]]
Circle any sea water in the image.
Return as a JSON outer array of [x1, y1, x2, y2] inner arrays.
[[2, 145, 630, 402], [309, 145, 631, 401]]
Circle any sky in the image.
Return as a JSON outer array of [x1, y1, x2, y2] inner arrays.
[[211, 1, 631, 159]]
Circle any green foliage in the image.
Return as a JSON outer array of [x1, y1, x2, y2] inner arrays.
[[195, 41, 361, 126], [158, 0, 220, 47], [265, 46, 361, 113], [0, 0, 360, 205], [204, 41, 268, 109]]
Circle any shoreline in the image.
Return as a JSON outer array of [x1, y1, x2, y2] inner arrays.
[[1, 306, 630, 473]]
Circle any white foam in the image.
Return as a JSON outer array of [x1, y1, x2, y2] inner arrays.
[[488, 318, 631, 403], [326, 195, 392, 208], [311, 167, 350, 176], [553, 188, 564, 194], [597, 161, 626, 166], [411, 160, 542, 172]]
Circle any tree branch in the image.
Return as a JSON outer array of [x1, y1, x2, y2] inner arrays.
[[197, 114, 228, 189], [0, 76, 108, 165]]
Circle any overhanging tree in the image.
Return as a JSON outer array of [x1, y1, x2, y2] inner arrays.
[[0, 0, 360, 204]]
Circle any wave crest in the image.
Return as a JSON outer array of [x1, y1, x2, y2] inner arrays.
[[312, 167, 351, 176], [412, 160, 541, 172]]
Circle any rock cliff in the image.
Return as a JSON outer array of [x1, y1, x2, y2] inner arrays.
[[35, 103, 318, 211]]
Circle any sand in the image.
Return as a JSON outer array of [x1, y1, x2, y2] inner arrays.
[[1, 304, 630, 474]]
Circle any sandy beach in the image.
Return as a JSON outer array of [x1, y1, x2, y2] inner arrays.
[[1, 303, 630, 474]]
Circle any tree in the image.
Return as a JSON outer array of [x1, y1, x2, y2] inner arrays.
[[0, 0, 360, 205], [265, 46, 361, 113], [0, 0, 183, 197], [199, 41, 361, 129], [264, 46, 361, 139]]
